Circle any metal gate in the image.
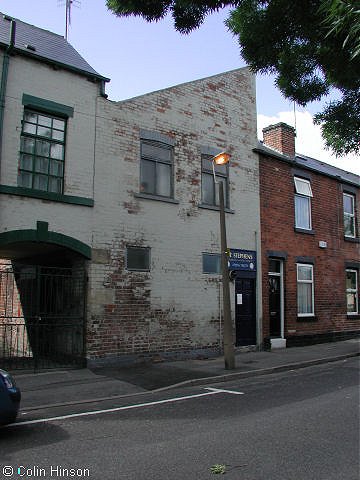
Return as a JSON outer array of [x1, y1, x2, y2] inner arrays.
[[0, 261, 86, 369]]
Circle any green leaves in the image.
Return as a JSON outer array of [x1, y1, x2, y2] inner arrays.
[[107, 0, 360, 156], [210, 464, 227, 474]]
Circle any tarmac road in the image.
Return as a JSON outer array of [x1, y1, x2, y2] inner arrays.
[[1, 358, 359, 480]]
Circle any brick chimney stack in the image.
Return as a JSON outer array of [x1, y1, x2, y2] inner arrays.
[[262, 122, 296, 157]]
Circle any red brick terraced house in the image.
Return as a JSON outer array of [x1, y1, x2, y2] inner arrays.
[[256, 123, 359, 349]]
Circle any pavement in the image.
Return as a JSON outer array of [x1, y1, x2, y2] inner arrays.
[[12, 338, 359, 412]]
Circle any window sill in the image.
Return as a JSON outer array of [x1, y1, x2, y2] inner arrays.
[[344, 236, 360, 243], [198, 203, 235, 214], [297, 315, 317, 322], [347, 314, 360, 320], [134, 193, 179, 204], [0, 185, 94, 206], [295, 227, 315, 235]]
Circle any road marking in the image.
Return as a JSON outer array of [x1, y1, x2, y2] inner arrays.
[[205, 387, 245, 395], [9, 388, 244, 427]]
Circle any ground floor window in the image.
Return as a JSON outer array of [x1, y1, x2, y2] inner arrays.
[[346, 269, 358, 314], [297, 263, 314, 316], [126, 246, 150, 271], [202, 253, 221, 274]]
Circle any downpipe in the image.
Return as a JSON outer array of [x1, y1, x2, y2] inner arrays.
[[0, 16, 16, 181]]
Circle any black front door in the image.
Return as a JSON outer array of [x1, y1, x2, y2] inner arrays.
[[269, 275, 281, 336], [235, 277, 256, 346]]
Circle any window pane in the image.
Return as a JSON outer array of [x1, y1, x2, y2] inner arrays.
[[297, 283, 313, 314], [140, 159, 156, 194], [21, 137, 35, 154], [37, 125, 52, 138], [202, 173, 215, 205], [126, 247, 150, 271], [36, 140, 50, 157], [33, 174, 48, 191], [343, 194, 354, 214], [23, 122, 36, 134], [52, 129, 65, 141], [295, 195, 311, 229], [216, 176, 228, 207], [24, 112, 37, 123], [347, 293, 357, 313], [202, 157, 213, 172], [35, 157, 49, 173], [298, 265, 313, 281], [53, 119, 65, 131], [20, 154, 33, 170], [157, 163, 171, 197], [38, 115, 52, 127], [344, 215, 355, 237], [294, 177, 312, 196], [48, 177, 62, 193], [346, 271, 356, 290], [142, 142, 171, 162], [50, 160, 63, 177], [18, 171, 32, 188], [203, 254, 221, 274], [50, 143, 64, 160], [269, 259, 280, 273]]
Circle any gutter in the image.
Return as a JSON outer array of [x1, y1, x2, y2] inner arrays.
[[0, 15, 16, 181]]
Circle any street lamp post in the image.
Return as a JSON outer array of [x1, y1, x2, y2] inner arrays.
[[212, 152, 235, 370]]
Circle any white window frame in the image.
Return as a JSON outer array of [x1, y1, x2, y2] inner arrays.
[[297, 263, 315, 317], [343, 193, 356, 238], [294, 177, 313, 231], [346, 269, 358, 315]]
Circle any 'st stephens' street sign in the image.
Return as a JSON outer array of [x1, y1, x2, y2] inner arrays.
[[228, 249, 256, 271]]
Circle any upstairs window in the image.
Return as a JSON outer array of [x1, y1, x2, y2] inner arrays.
[[294, 177, 313, 230], [19, 110, 66, 193], [346, 269, 358, 315], [201, 155, 229, 208], [297, 263, 314, 316], [343, 193, 356, 238], [140, 140, 173, 198]]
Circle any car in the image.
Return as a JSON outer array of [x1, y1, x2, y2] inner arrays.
[[0, 369, 21, 425]]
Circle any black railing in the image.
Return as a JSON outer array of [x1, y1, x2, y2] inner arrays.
[[0, 262, 86, 370], [0, 318, 85, 370]]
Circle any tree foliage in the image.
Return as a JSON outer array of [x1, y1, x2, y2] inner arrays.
[[106, 0, 360, 157]]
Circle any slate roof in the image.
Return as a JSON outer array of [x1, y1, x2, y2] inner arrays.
[[255, 142, 359, 188], [0, 13, 109, 81]]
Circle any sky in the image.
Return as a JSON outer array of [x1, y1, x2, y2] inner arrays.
[[2, 0, 359, 174]]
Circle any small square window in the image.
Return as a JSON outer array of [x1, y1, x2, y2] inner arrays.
[[126, 247, 150, 271], [202, 253, 221, 274]]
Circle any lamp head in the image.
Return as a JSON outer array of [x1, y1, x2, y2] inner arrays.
[[213, 152, 230, 165]]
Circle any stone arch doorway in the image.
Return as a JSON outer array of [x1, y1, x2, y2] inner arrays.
[[0, 222, 91, 369]]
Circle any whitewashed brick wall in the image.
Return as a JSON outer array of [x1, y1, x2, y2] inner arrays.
[[88, 67, 262, 363]]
